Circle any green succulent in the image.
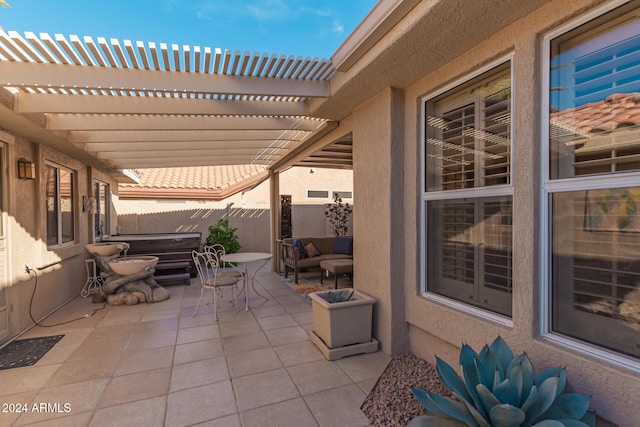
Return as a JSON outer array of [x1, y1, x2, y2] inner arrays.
[[409, 337, 595, 427], [322, 289, 354, 303]]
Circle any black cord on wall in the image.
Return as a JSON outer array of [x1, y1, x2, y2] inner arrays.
[[26, 267, 106, 327]]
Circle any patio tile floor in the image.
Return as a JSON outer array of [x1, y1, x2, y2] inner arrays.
[[0, 268, 388, 426]]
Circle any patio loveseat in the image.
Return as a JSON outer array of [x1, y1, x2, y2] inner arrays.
[[282, 236, 353, 283]]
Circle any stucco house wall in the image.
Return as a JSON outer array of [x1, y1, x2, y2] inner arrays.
[[314, 0, 637, 425], [2, 133, 119, 343]]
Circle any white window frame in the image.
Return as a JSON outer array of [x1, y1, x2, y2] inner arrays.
[[45, 162, 76, 248], [420, 54, 515, 326], [540, 0, 640, 371], [94, 180, 110, 239]]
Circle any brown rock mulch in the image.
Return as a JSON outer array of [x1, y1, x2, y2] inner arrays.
[[360, 353, 449, 427]]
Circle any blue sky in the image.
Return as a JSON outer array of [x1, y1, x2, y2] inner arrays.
[[0, 0, 377, 59]]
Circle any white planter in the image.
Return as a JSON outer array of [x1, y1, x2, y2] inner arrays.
[[309, 289, 375, 349]]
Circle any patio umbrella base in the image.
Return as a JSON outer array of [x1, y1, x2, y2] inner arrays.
[[308, 330, 378, 361]]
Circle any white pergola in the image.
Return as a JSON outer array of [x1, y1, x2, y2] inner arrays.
[[0, 30, 350, 180]]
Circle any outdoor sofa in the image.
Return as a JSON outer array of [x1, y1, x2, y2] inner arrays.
[[282, 236, 353, 283]]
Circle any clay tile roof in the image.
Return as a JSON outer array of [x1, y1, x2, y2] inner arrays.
[[551, 92, 640, 135], [118, 165, 269, 200]]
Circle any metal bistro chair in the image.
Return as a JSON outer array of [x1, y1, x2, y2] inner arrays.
[[191, 250, 240, 320], [204, 244, 246, 284]]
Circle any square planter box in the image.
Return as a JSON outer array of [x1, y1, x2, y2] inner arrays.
[[309, 289, 375, 349]]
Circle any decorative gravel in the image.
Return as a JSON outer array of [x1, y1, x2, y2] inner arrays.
[[360, 353, 449, 427]]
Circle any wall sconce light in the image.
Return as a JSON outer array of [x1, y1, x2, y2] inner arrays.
[[17, 159, 36, 180]]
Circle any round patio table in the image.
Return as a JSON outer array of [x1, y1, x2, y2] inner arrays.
[[220, 252, 272, 311]]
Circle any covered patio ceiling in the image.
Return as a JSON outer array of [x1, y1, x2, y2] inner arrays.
[[0, 30, 349, 181]]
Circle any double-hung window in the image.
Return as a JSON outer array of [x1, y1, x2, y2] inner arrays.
[[46, 163, 75, 247], [423, 60, 513, 317], [94, 180, 110, 239], [544, 2, 640, 359]]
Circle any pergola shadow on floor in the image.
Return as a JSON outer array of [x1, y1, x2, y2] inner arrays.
[[0, 267, 388, 427]]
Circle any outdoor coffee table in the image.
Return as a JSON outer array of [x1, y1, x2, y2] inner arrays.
[[320, 259, 353, 289], [220, 252, 272, 311]]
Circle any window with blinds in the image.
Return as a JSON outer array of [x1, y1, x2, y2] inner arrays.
[[547, 2, 640, 359], [424, 60, 513, 317]]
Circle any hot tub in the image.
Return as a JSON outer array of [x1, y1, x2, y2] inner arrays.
[[102, 232, 202, 279]]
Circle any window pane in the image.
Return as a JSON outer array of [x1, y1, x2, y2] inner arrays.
[[552, 189, 640, 358], [549, 4, 640, 179], [95, 181, 109, 238], [60, 169, 74, 243], [45, 165, 58, 246], [307, 190, 329, 198], [426, 63, 511, 191], [427, 196, 513, 316]]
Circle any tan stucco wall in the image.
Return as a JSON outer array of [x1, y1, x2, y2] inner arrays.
[[312, 0, 637, 424], [347, 88, 410, 355], [396, 1, 637, 425], [3, 134, 120, 343]]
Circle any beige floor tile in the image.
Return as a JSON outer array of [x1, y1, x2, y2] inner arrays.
[[337, 352, 390, 383], [114, 345, 174, 376], [304, 384, 370, 427], [192, 414, 241, 427], [126, 328, 177, 352], [135, 316, 179, 333], [0, 364, 61, 396], [16, 412, 93, 427], [264, 325, 309, 346], [95, 305, 146, 327], [222, 331, 270, 355], [290, 310, 314, 326], [176, 324, 221, 344], [98, 367, 170, 408], [90, 396, 166, 427], [227, 347, 282, 378], [233, 368, 300, 411], [0, 390, 38, 426], [249, 305, 287, 318], [178, 312, 217, 329], [15, 378, 109, 425], [166, 381, 237, 426], [274, 341, 325, 367], [216, 309, 255, 323], [174, 338, 224, 365], [256, 314, 298, 331], [287, 359, 354, 395], [241, 397, 319, 427], [219, 319, 261, 338], [170, 356, 229, 392]]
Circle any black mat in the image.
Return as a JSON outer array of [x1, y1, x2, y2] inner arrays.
[[0, 335, 64, 370]]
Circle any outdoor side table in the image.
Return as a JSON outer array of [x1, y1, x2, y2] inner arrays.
[[320, 259, 353, 289]]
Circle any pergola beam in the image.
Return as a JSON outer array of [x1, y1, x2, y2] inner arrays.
[[47, 114, 324, 131], [14, 92, 309, 116], [0, 61, 330, 97], [68, 129, 310, 143]]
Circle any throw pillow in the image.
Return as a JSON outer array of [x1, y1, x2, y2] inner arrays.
[[333, 236, 353, 255], [305, 242, 320, 258], [292, 239, 308, 259]]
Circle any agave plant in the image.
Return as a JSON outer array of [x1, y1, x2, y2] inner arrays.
[[409, 337, 595, 427]]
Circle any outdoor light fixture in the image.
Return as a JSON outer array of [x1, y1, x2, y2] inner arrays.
[[17, 159, 36, 180]]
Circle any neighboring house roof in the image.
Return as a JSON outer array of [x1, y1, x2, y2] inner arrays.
[[118, 165, 268, 200], [551, 92, 640, 136]]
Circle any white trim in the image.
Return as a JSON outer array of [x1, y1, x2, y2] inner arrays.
[[543, 333, 640, 372], [540, 0, 640, 360], [419, 55, 515, 316], [424, 184, 513, 201], [420, 53, 515, 106], [0, 131, 15, 144]]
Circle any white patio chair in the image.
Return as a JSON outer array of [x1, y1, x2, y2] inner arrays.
[[204, 244, 246, 282], [191, 250, 240, 320]]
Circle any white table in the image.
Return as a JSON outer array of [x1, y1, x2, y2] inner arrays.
[[220, 252, 272, 311]]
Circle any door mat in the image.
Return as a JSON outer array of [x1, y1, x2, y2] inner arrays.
[[0, 335, 64, 370], [282, 275, 352, 303]]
